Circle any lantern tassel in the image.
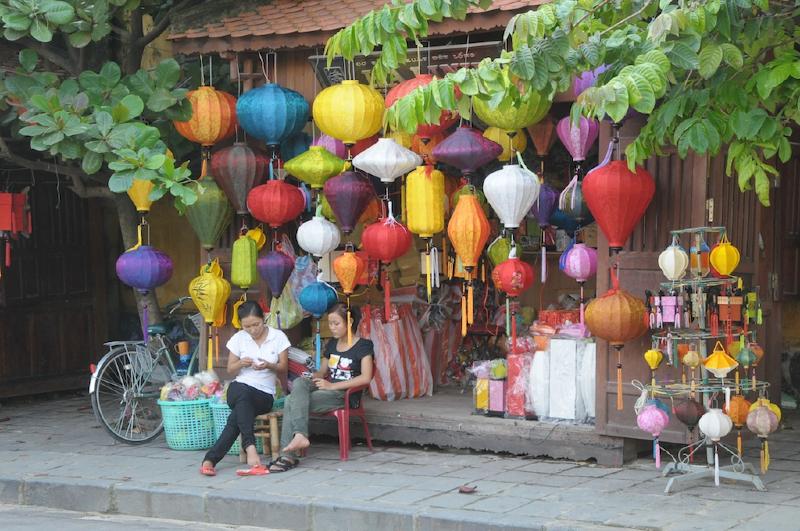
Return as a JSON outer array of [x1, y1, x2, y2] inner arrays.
[[426, 248, 432, 303], [505, 298, 511, 337], [763, 439, 770, 473], [511, 304, 517, 354], [207, 332, 213, 371], [540, 246, 546, 283], [215, 327, 220, 366], [737, 429, 743, 457], [655, 438, 661, 469], [4, 239, 10, 268], [461, 290, 467, 337], [142, 301, 149, 342], [315, 319, 321, 370], [277, 311, 282, 330], [347, 308, 353, 347], [616, 363, 623, 411], [714, 444, 720, 486], [467, 280, 474, 324]]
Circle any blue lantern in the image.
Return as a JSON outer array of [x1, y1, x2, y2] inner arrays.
[[299, 281, 338, 369], [236, 83, 309, 147], [280, 131, 312, 161], [549, 208, 581, 236]]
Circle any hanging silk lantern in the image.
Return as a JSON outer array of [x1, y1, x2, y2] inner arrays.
[[637, 404, 669, 468], [284, 146, 346, 190], [725, 395, 752, 456], [211, 143, 269, 215], [432, 126, 503, 178], [557, 116, 599, 163], [563, 244, 597, 283], [703, 341, 739, 378], [247, 180, 305, 229], [297, 208, 341, 257], [410, 133, 445, 164], [659, 238, 689, 281], [406, 165, 446, 300], [352, 138, 422, 184], [299, 279, 338, 368], [333, 244, 367, 344], [127, 179, 155, 213], [529, 183, 559, 228], [257, 249, 295, 298], [483, 164, 540, 229], [689, 235, 711, 278], [451, 184, 489, 216], [185, 174, 233, 251], [573, 66, 607, 96], [189, 260, 231, 370], [528, 116, 556, 157], [236, 83, 309, 147], [582, 160, 655, 251], [709, 233, 740, 276], [280, 131, 312, 161], [492, 247, 534, 352], [674, 398, 705, 433], [231, 234, 258, 290], [387, 130, 413, 149], [737, 346, 758, 389], [246, 225, 267, 250], [699, 408, 733, 442], [473, 88, 551, 132], [362, 209, 413, 320], [313, 80, 384, 146], [313, 134, 348, 159], [558, 181, 592, 225], [322, 171, 375, 234], [116, 246, 173, 292], [173, 86, 237, 147], [747, 405, 779, 473], [385, 74, 458, 138], [483, 127, 527, 162], [585, 268, 647, 410], [487, 235, 513, 267], [750, 397, 781, 422]]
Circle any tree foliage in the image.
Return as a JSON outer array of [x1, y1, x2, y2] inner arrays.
[[327, 0, 800, 206]]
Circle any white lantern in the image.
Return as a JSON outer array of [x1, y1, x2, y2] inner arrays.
[[483, 164, 540, 229], [297, 215, 341, 257], [658, 240, 689, 281], [352, 138, 422, 183], [698, 408, 733, 442]]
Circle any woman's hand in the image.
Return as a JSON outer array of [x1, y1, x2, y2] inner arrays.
[[313, 378, 333, 390], [239, 357, 254, 368], [252, 360, 270, 371]]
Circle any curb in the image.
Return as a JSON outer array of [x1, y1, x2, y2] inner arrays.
[[0, 476, 619, 530]]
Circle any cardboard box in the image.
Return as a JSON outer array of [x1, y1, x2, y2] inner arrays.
[[489, 379, 506, 414], [474, 378, 489, 413]]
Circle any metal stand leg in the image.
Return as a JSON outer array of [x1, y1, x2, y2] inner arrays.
[[661, 439, 767, 494]]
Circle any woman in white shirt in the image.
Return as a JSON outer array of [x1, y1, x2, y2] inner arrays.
[[200, 301, 289, 476]]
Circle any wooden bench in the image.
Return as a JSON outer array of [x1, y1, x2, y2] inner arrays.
[[238, 411, 282, 462]]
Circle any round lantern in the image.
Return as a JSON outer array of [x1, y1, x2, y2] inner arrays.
[[362, 211, 413, 319], [257, 249, 295, 297], [674, 398, 705, 432], [116, 246, 173, 292], [747, 405, 779, 473], [280, 131, 312, 161], [185, 174, 233, 251], [322, 171, 375, 234], [658, 240, 689, 281], [709, 234, 740, 276], [299, 279, 338, 368], [312, 80, 384, 146], [483, 164, 541, 229], [582, 160, 655, 251], [750, 398, 781, 422], [637, 404, 670, 468], [530, 183, 559, 228], [236, 83, 309, 147], [699, 408, 733, 442], [173, 86, 237, 147], [128, 179, 155, 213], [352, 138, 422, 184], [385, 74, 457, 138], [725, 394, 752, 456], [432, 126, 503, 177], [737, 346, 758, 388], [333, 244, 367, 344], [487, 235, 513, 267], [284, 146, 346, 190], [296, 212, 341, 257], [231, 234, 258, 290], [483, 127, 527, 162], [211, 143, 269, 215], [562, 243, 597, 283], [557, 116, 599, 163], [492, 248, 534, 351], [247, 180, 305, 229], [406, 166, 445, 238], [473, 89, 551, 132]]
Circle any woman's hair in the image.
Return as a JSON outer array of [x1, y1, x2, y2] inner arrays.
[[329, 303, 360, 331], [237, 300, 264, 322]]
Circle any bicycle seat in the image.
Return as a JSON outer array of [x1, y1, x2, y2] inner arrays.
[[147, 323, 169, 335]]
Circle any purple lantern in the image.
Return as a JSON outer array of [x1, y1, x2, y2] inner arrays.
[[556, 117, 599, 163], [573, 66, 607, 96], [257, 250, 295, 297], [563, 243, 598, 283], [313, 134, 347, 159], [529, 183, 559, 228], [211, 143, 269, 215], [116, 245, 173, 340], [322, 170, 375, 234], [431, 126, 503, 176]]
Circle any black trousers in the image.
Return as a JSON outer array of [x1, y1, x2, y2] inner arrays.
[[203, 381, 273, 465]]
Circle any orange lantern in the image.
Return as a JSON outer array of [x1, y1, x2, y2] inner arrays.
[[447, 188, 491, 335], [333, 244, 367, 345], [725, 394, 752, 456], [173, 86, 237, 147], [585, 268, 648, 410], [411, 133, 445, 164]]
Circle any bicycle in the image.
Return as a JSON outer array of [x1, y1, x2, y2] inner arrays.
[[89, 297, 204, 444]]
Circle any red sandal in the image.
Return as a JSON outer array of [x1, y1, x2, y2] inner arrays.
[[236, 464, 269, 477], [200, 465, 216, 477]]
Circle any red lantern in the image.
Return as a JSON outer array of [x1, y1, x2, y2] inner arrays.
[[361, 214, 413, 320], [211, 143, 269, 215], [0, 191, 31, 273], [246, 180, 305, 229], [582, 160, 655, 251], [386, 75, 457, 139], [350, 135, 379, 158], [492, 250, 534, 353]]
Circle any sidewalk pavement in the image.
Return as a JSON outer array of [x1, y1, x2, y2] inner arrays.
[[0, 394, 798, 531]]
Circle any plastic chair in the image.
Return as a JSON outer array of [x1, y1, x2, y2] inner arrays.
[[311, 383, 374, 460]]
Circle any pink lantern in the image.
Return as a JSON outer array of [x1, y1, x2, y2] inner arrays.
[[556, 116, 599, 163], [563, 243, 597, 283], [572, 66, 607, 96], [637, 404, 670, 468], [312, 134, 377, 160]]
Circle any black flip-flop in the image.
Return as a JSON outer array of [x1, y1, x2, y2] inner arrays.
[[268, 456, 299, 473]]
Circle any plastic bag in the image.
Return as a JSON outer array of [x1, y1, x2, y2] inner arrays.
[[529, 350, 550, 418], [289, 255, 317, 305], [266, 287, 303, 330]]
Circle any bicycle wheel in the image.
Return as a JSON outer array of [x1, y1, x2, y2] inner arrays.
[[91, 344, 172, 444]]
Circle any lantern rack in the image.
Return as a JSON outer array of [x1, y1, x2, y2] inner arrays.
[[638, 378, 770, 399], [659, 275, 738, 292], [650, 327, 753, 342], [668, 226, 728, 236]]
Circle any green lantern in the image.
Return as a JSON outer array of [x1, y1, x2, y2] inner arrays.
[[186, 174, 233, 251], [284, 146, 346, 190], [231, 234, 258, 289], [474, 85, 551, 132], [452, 185, 490, 216], [487, 236, 513, 267]]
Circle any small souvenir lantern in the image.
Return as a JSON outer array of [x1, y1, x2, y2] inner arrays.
[[703, 341, 739, 378], [710, 233, 741, 276], [323, 171, 376, 234], [491, 248, 534, 352], [185, 173, 234, 252], [699, 408, 734, 486], [188, 259, 231, 370], [747, 405, 780, 473], [637, 404, 669, 468], [483, 164, 541, 230], [299, 279, 338, 369], [689, 233, 711, 278], [296, 206, 341, 258], [406, 165, 446, 301], [659, 237, 689, 281], [643, 348, 664, 392], [725, 395, 752, 456], [333, 243, 367, 345]]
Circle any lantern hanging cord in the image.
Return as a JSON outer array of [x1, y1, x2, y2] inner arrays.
[[209, 56, 213, 87], [259, 52, 269, 82], [200, 55, 205, 86]]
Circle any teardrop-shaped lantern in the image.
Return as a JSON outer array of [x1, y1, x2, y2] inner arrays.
[[674, 399, 705, 431], [352, 138, 422, 183], [333, 248, 367, 295], [406, 165, 445, 238], [709, 234, 740, 276], [211, 143, 269, 215], [185, 174, 233, 251], [483, 127, 527, 162], [698, 408, 733, 441], [447, 190, 491, 272], [385, 74, 458, 138], [247, 180, 305, 228], [530, 183, 559, 228], [582, 160, 656, 251], [483, 164, 540, 229], [280, 131, 312, 161], [487, 236, 513, 267], [296, 213, 341, 257], [432, 126, 503, 176], [189, 261, 231, 324], [563, 243, 597, 283], [313, 80, 384, 145], [725, 395, 752, 428], [658, 241, 689, 281], [556, 116, 599, 162], [473, 89, 551, 132], [116, 246, 173, 291], [284, 146, 346, 190], [231, 234, 258, 290], [299, 281, 338, 318], [322, 171, 375, 234], [527, 116, 557, 157], [236, 83, 309, 147], [173, 86, 237, 146], [127, 179, 155, 213], [257, 249, 295, 297]]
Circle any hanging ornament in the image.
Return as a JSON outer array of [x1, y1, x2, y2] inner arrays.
[[188, 259, 231, 371], [737, 346, 758, 390], [173, 86, 237, 147], [284, 146, 346, 190], [556, 117, 599, 163], [699, 408, 733, 486], [530, 183, 559, 229], [128, 179, 155, 214], [296, 207, 341, 257], [483, 127, 527, 162], [473, 87, 551, 132], [432, 126, 502, 179], [185, 174, 233, 251], [487, 235, 513, 267], [410, 132, 445, 164], [280, 131, 312, 161], [582, 160, 655, 252], [703, 341, 739, 378], [312, 80, 384, 147], [211, 143, 269, 215], [352, 138, 422, 184], [245, 225, 268, 250], [299, 279, 338, 369], [674, 398, 705, 435], [406, 165, 446, 301], [563, 243, 597, 334], [116, 242, 173, 341], [492, 247, 534, 352], [643, 348, 664, 391], [709, 233, 741, 276], [333, 244, 367, 345], [483, 164, 541, 230], [527, 116, 556, 175], [231, 233, 258, 290], [658, 237, 689, 281], [558, 181, 593, 226], [322, 171, 375, 234], [724, 395, 752, 456], [247, 179, 305, 229], [747, 405, 779, 473], [257, 248, 295, 300], [236, 83, 309, 148], [385, 74, 458, 139], [637, 404, 669, 468]]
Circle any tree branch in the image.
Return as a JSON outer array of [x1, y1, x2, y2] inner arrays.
[[137, 0, 193, 49], [20, 38, 78, 76]]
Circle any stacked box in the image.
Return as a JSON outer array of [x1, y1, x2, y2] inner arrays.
[[488, 379, 506, 414], [474, 378, 489, 413], [506, 352, 534, 417]]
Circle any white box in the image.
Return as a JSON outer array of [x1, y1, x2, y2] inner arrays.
[[549, 338, 580, 420]]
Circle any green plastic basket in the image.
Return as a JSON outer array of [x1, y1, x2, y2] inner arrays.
[[210, 398, 286, 455], [157, 399, 215, 451]]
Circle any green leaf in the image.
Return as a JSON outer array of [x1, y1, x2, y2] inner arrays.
[[3, 14, 31, 31], [100, 62, 122, 87], [754, 169, 771, 206], [112, 94, 144, 122], [666, 41, 699, 70], [603, 81, 630, 123], [29, 19, 53, 43], [154, 59, 181, 88], [698, 44, 723, 79], [18, 124, 46, 136], [778, 136, 791, 163], [67, 30, 91, 48], [81, 151, 103, 174], [108, 171, 134, 193], [731, 109, 767, 140], [18, 49, 38, 72], [144, 153, 166, 170], [95, 111, 113, 136], [43, 0, 75, 24], [509, 46, 535, 81], [636, 50, 671, 74], [719, 43, 743, 69], [146, 88, 177, 112]]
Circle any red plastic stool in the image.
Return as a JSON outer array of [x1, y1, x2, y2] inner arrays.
[[311, 383, 374, 460]]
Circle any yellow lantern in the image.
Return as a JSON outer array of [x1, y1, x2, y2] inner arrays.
[[188, 259, 231, 370], [231, 234, 258, 290], [127, 179, 155, 213], [387, 130, 413, 149], [245, 225, 267, 250], [644, 348, 663, 393], [704, 341, 739, 378], [710, 233, 740, 276], [473, 84, 551, 132], [406, 165, 446, 300], [312, 80, 384, 146], [483, 127, 527, 162], [284, 146, 346, 190], [750, 397, 782, 423]]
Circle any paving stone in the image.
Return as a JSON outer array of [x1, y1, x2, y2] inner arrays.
[[425, 491, 487, 509], [206, 491, 310, 529], [372, 488, 440, 505], [0, 478, 21, 504], [441, 467, 495, 480], [558, 465, 621, 477], [417, 508, 538, 531], [485, 470, 591, 488], [498, 484, 560, 501], [464, 494, 530, 513], [310, 499, 413, 531], [517, 461, 579, 474]]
